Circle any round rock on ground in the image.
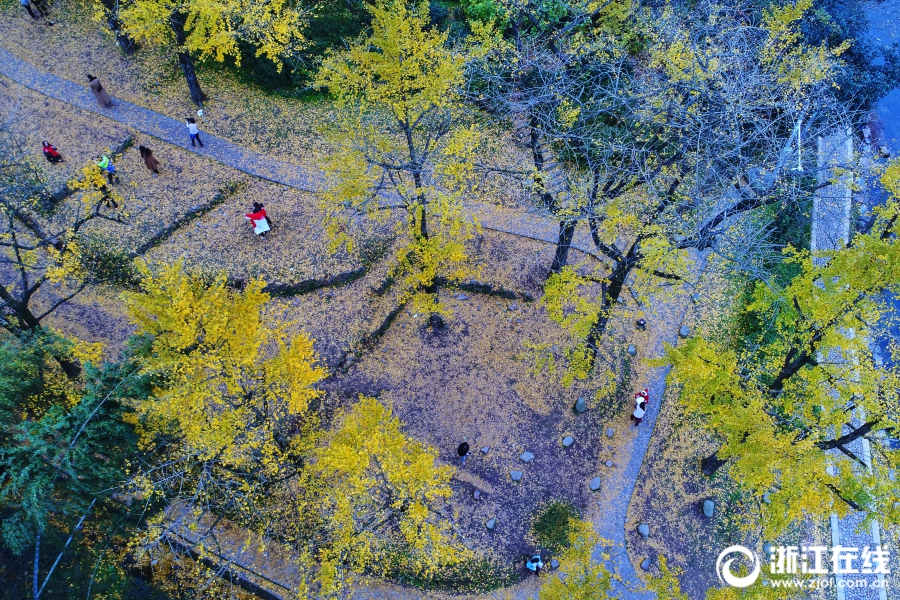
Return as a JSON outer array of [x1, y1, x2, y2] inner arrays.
[[520, 451, 535, 463], [574, 397, 587, 413], [551, 559, 560, 569], [510, 470, 523, 482], [589, 476, 602, 491], [485, 518, 496, 530], [605, 460, 613, 468], [473, 489, 481, 500], [605, 428, 614, 438], [638, 524, 650, 538], [562, 435, 574, 447], [641, 558, 651, 571], [679, 325, 691, 338], [703, 499, 715, 518], [627, 344, 637, 356]]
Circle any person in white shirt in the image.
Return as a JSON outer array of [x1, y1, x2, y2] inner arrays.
[[632, 401, 647, 425], [186, 118, 204, 148]]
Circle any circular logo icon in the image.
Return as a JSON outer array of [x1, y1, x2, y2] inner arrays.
[[716, 545, 761, 588]]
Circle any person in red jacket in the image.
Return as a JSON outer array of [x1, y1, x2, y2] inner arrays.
[[245, 202, 271, 238], [42, 141, 63, 163]]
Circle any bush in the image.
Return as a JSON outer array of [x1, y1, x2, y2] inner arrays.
[[461, 0, 499, 23], [531, 500, 580, 553]]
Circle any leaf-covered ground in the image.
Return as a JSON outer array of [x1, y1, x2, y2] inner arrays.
[[0, 57, 648, 594], [0, 0, 337, 167]]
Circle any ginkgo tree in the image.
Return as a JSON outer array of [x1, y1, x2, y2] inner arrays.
[[316, 0, 482, 328], [0, 131, 128, 378], [475, 0, 850, 381], [121, 262, 466, 596], [660, 161, 900, 537], [313, 395, 468, 594], [111, 0, 311, 104], [122, 260, 328, 558]]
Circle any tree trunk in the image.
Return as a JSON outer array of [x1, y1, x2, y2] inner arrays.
[[0, 286, 81, 379], [549, 220, 577, 274], [169, 13, 208, 106], [416, 206, 445, 329], [528, 117, 574, 274], [701, 451, 727, 476], [100, 0, 138, 54], [583, 239, 639, 367]]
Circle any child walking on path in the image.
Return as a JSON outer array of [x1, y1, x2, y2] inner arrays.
[[87, 75, 114, 108], [186, 118, 204, 147], [139, 145, 160, 174], [633, 388, 649, 407]]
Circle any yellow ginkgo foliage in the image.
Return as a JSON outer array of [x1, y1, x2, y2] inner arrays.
[[123, 260, 327, 472], [660, 168, 900, 536], [118, 0, 308, 65], [313, 395, 467, 594], [538, 520, 616, 600], [66, 162, 125, 213], [760, 0, 850, 91], [316, 0, 481, 325]]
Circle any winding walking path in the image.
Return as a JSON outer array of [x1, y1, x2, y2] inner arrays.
[[0, 46, 687, 599]]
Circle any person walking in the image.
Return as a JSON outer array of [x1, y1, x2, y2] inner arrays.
[[97, 155, 119, 184], [631, 401, 647, 425], [245, 204, 270, 238], [457, 442, 470, 466], [251, 202, 272, 228], [186, 118, 204, 148], [42, 141, 63, 163], [634, 388, 649, 408], [525, 555, 543, 576], [139, 145, 160, 175], [87, 75, 114, 108], [20, 0, 39, 19]]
